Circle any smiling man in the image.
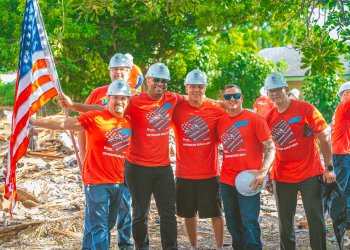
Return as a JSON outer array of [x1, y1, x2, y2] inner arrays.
[[124, 62, 184, 250], [218, 84, 275, 250], [264, 72, 336, 250], [172, 69, 226, 250], [30, 80, 132, 249]]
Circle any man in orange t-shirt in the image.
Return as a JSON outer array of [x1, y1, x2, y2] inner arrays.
[[331, 81, 350, 227], [253, 86, 274, 117], [172, 69, 226, 250], [125, 53, 144, 93], [31, 80, 132, 249], [61, 53, 134, 250], [264, 72, 336, 250], [218, 84, 275, 249], [124, 62, 184, 250]]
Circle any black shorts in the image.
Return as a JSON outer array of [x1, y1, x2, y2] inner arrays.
[[176, 176, 222, 218]]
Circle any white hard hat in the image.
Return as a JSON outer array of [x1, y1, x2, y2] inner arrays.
[[184, 69, 207, 85], [264, 72, 288, 91], [338, 82, 350, 97], [235, 171, 266, 196], [125, 53, 133, 61], [260, 86, 266, 96], [109, 53, 131, 69], [106, 79, 131, 96], [289, 88, 300, 99], [145, 62, 170, 80]]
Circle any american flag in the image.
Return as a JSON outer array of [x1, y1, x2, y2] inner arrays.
[[5, 0, 58, 215]]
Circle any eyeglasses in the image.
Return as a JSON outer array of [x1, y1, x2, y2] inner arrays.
[[223, 93, 241, 100], [188, 84, 205, 89], [267, 87, 284, 94], [152, 78, 168, 84]]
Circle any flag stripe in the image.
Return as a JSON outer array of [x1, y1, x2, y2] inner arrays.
[[5, 0, 58, 214]]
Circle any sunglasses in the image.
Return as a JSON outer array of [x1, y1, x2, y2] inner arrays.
[[152, 78, 168, 84], [223, 93, 241, 100]]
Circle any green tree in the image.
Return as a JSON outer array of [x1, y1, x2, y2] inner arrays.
[[0, 0, 348, 104], [302, 75, 343, 123]]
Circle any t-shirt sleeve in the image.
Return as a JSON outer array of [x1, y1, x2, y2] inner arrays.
[[343, 100, 350, 119], [253, 114, 272, 142], [305, 103, 328, 134], [77, 111, 96, 131], [173, 93, 185, 104], [84, 89, 98, 104]]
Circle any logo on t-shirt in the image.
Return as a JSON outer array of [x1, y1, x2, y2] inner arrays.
[[181, 116, 209, 142], [271, 119, 295, 147], [105, 128, 131, 153], [220, 125, 244, 152], [146, 103, 172, 132]]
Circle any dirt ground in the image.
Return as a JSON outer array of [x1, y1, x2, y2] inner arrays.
[[0, 130, 346, 249]]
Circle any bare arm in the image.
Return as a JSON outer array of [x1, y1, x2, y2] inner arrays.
[[261, 138, 276, 171], [30, 117, 84, 131], [77, 131, 87, 163], [58, 94, 104, 113], [249, 138, 276, 190], [316, 128, 336, 183]]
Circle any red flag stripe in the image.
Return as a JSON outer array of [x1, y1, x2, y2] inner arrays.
[[30, 88, 58, 114]]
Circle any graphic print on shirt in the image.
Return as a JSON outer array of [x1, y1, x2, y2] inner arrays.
[[220, 123, 245, 153], [146, 103, 172, 132], [105, 128, 131, 153], [181, 116, 209, 142], [271, 119, 295, 147]]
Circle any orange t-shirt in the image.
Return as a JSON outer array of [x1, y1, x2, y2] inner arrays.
[[332, 99, 350, 154], [85, 85, 109, 105], [77, 109, 132, 185], [129, 64, 143, 92], [253, 96, 274, 117], [172, 100, 226, 179], [265, 100, 328, 183], [126, 92, 184, 166], [217, 110, 272, 186]]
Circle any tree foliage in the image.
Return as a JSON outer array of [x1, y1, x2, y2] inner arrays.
[[0, 0, 348, 109], [302, 75, 343, 123]]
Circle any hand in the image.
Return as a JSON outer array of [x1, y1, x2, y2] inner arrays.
[[323, 170, 336, 184], [247, 169, 267, 191], [57, 93, 74, 109], [265, 174, 273, 194], [29, 117, 36, 126]]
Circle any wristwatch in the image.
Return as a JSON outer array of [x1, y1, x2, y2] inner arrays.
[[326, 165, 334, 171]]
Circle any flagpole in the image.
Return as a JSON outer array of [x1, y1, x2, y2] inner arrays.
[[34, 0, 82, 171]]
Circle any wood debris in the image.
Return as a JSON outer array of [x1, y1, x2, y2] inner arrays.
[[0, 117, 344, 249]]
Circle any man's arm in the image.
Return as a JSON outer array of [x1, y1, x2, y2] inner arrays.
[[77, 131, 87, 164], [316, 128, 336, 183], [249, 138, 276, 190], [30, 117, 84, 131], [58, 94, 104, 113]]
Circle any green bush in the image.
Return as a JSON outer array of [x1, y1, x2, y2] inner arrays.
[[0, 81, 15, 106], [302, 75, 342, 123]]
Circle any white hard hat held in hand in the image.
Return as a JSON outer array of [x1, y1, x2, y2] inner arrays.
[[235, 170, 266, 196], [145, 62, 171, 80]]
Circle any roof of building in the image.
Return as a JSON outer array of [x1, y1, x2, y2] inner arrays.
[[258, 46, 349, 77]]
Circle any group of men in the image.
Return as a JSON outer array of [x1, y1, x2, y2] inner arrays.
[[31, 52, 349, 250]]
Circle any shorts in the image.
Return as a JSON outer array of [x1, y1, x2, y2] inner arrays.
[[176, 176, 222, 218]]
